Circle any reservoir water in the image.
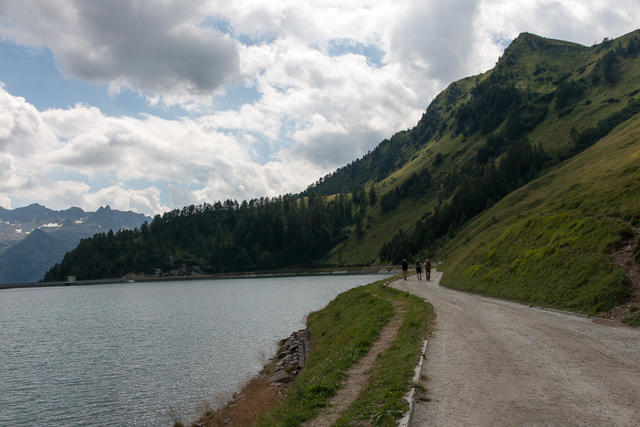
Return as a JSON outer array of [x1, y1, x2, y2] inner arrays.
[[0, 274, 389, 426]]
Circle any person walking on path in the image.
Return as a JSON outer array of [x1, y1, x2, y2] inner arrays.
[[402, 259, 409, 280], [425, 259, 431, 281], [415, 261, 422, 280]]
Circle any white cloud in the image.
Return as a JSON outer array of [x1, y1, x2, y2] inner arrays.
[[1, 0, 640, 216], [389, 0, 481, 84], [0, 83, 59, 157], [6, 178, 168, 216], [0, 152, 14, 183], [0, 0, 240, 108], [80, 185, 168, 215], [237, 37, 424, 166], [477, 0, 640, 48], [0, 193, 10, 209], [0, 85, 325, 215], [169, 184, 198, 207]]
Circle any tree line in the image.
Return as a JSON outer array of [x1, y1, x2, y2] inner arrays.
[[380, 169, 432, 213], [44, 193, 360, 281], [379, 140, 548, 263]]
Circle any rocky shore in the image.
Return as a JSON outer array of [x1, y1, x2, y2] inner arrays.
[[187, 328, 312, 426], [268, 328, 312, 385]]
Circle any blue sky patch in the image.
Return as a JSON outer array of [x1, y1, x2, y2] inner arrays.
[[201, 15, 276, 46], [490, 33, 514, 50], [214, 83, 261, 110], [0, 41, 197, 120], [327, 39, 385, 67]]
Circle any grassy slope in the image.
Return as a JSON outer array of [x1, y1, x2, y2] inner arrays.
[[439, 113, 640, 315], [326, 30, 640, 269], [326, 194, 437, 265], [258, 278, 434, 426]]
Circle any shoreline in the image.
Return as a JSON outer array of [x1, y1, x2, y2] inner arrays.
[[184, 275, 434, 426], [182, 276, 435, 427], [183, 329, 312, 426], [0, 266, 399, 290]]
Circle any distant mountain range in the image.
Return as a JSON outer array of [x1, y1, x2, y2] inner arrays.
[[0, 204, 149, 284]]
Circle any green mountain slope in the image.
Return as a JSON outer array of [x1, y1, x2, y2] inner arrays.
[[322, 30, 640, 267], [439, 112, 640, 315]]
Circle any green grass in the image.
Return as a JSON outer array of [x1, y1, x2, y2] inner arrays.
[[258, 278, 434, 425], [447, 214, 629, 314], [623, 306, 640, 326], [439, 113, 640, 315], [334, 286, 434, 426], [325, 195, 439, 266]]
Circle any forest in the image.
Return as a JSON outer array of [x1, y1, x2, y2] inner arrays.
[[45, 193, 361, 280], [379, 139, 548, 263]]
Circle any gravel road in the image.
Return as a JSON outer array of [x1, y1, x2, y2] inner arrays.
[[393, 272, 640, 426]]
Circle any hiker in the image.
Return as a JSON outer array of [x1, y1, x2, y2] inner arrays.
[[415, 261, 422, 280], [425, 259, 431, 281], [402, 258, 408, 280]]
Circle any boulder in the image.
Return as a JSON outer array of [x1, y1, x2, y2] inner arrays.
[[268, 369, 293, 384]]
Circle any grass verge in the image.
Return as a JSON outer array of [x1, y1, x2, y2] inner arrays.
[[444, 214, 630, 315], [334, 285, 435, 426], [440, 114, 640, 316], [257, 278, 434, 426]]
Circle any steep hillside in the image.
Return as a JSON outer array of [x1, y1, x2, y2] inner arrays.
[[324, 30, 640, 266], [0, 229, 69, 284], [312, 31, 640, 195], [438, 113, 640, 316]]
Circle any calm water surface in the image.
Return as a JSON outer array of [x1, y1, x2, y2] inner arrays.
[[0, 274, 389, 426]]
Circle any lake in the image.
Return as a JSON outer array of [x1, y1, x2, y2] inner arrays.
[[0, 274, 390, 426]]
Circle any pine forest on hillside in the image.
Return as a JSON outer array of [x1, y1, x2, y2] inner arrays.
[[45, 193, 372, 280]]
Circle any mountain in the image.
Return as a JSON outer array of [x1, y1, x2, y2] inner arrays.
[[305, 31, 637, 197], [319, 30, 640, 266], [316, 29, 639, 319], [0, 204, 149, 284], [439, 111, 640, 316], [0, 203, 73, 251], [44, 30, 640, 320]]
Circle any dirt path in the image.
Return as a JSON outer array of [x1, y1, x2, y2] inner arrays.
[[393, 272, 640, 426], [302, 307, 403, 427]]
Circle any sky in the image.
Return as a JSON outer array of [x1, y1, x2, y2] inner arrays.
[[0, 1, 638, 215]]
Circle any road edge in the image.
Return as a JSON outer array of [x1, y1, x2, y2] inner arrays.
[[399, 334, 429, 427]]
